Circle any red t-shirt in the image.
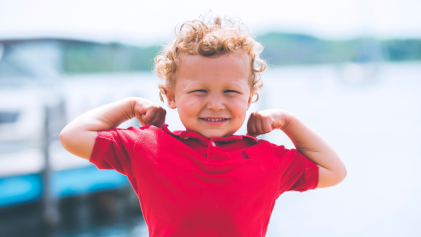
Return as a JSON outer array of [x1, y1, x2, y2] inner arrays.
[[90, 124, 319, 237]]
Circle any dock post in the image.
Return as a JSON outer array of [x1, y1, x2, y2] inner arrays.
[[41, 100, 65, 236]]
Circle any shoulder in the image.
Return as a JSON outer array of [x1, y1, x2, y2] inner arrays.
[[97, 125, 166, 143], [252, 138, 289, 156], [251, 138, 307, 164], [238, 138, 289, 161]]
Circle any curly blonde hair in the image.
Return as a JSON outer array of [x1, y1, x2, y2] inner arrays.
[[154, 16, 266, 104]]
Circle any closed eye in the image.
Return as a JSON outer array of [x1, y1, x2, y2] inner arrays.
[[224, 90, 241, 94], [190, 89, 207, 93]]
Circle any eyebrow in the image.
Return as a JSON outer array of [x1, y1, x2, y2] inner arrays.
[[184, 80, 247, 88]]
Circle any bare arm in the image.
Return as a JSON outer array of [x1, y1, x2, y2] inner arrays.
[[247, 109, 347, 188], [60, 97, 166, 160]]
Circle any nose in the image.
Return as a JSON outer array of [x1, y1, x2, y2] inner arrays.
[[206, 93, 225, 111]]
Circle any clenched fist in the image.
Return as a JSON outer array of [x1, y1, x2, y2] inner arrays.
[[246, 109, 291, 137], [133, 98, 167, 127]]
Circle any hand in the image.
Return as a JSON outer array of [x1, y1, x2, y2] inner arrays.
[[133, 98, 167, 127], [246, 109, 290, 137]]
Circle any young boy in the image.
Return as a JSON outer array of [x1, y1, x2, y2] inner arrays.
[[60, 17, 346, 236]]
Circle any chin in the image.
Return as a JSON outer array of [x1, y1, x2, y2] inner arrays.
[[202, 133, 220, 139], [203, 130, 235, 138], [200, 130, 222, 139]]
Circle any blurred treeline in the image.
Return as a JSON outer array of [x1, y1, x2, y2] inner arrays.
[[62, 33, 421, 73]]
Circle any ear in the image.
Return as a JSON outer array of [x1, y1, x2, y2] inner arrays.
[[165, 88, 177, 109], [247, 91, 254, 110]]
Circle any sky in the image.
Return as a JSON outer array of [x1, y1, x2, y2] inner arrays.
[[0, 0, 421, 45]]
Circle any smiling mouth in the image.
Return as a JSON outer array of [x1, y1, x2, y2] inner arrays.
[[200, 118, 230, 121], [199, 118, 230, 125]]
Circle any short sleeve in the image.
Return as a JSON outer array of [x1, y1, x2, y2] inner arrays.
[[89, 126, 141, 177], [273, 145, 319, 193]]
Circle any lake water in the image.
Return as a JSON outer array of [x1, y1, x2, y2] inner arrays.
[[3, 62, 421, 236]]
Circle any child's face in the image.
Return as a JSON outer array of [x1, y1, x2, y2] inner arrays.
[[166, 53, 253, 138]]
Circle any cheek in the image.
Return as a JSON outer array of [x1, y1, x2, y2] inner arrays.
[[227, 97, 249, 118], [177, 96, 203, 117]]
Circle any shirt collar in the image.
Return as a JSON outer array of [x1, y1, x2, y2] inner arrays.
[[161, 124, 258, 144]]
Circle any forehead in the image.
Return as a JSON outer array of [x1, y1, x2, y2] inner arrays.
[[176, 53, 250, 86]]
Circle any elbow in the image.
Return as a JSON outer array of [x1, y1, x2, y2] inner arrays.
[[331, 156, 347, 186], [333, 165, 347, 186], [59, 129, 68, 149], [59, 127, 73, 152], [342, 166, 347, 181], [337, 164, 347, 182], [317, 165, 347, 188]]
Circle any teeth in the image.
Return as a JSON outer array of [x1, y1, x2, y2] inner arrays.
[[204, 118, 225, 121]]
